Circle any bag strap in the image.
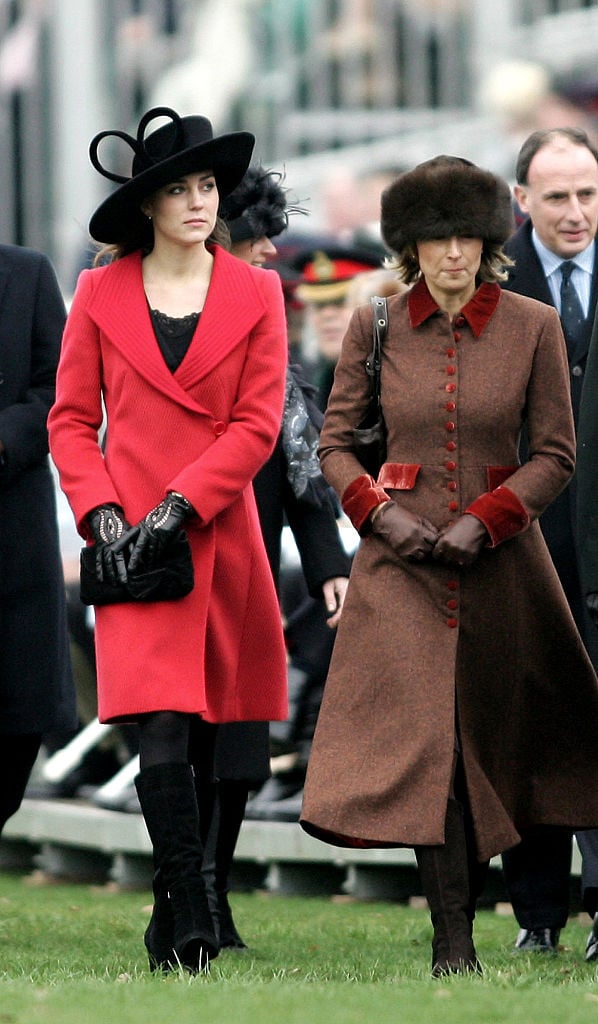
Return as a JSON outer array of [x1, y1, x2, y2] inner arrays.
[[366, 295, 388, 407]]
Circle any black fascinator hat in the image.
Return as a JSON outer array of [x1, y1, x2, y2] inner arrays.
[[219, 166, 305, 243], [88, 106, 255, 243]]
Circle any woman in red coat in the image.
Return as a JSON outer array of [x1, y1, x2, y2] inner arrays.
[[300, 156, 598, 976], [48, 108, 288, 973]]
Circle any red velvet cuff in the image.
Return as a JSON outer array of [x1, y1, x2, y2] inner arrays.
[[342, 474, 390, 535], [465, 485, 530, 547]]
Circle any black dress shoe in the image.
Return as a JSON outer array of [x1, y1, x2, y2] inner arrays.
[[91, 783, 141, 813], [585, 913, 598, 962], [244, 790, 303, 823], [514, 927, 560, 953], [244, 773, 303, 820]]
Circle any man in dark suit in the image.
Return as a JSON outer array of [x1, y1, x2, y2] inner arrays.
[[0, 243, 76, 835], [501, 127, 598, 958]]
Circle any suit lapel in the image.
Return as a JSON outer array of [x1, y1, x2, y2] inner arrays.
[[570, 245, 598, 366], [504, 225, 554, 306], [505, 225, 596, 367]]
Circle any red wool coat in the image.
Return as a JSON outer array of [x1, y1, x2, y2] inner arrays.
[[300, 280, 598, 863], [49, 247, 288, 725]]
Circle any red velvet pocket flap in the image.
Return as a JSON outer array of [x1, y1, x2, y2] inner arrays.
[[377, 463, 421, 490], [486, 465, 518, 490]]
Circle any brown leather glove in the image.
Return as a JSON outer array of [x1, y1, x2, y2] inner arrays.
[[432, 514, 488, 567], [371, 500, 439, 561]]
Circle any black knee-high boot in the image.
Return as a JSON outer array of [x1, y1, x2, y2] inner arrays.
[[143, 868, 174, 972], [135, 763, 219, 972], [415, 798, 481, 977], [202, 781, 249, 949]]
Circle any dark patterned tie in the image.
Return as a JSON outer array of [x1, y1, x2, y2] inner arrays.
[[559, 260, 585, 353]]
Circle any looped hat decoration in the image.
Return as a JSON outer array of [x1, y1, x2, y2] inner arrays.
[[380, 155, 514, 256], [88, 106, 255, 243]]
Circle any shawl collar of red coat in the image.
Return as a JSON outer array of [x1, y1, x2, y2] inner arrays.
[[408, 277, 501, 337], [86, 246, 268, 414]]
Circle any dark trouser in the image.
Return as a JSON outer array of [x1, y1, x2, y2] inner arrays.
[[0, 734, 42, 836], [577, 830, 598, 918], [501, 826, 572, 930]]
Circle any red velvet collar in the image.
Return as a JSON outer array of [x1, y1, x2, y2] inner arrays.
[[408, 277, 501, 337]]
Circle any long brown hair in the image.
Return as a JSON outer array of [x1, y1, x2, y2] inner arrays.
[[93, 215, 231, 266]]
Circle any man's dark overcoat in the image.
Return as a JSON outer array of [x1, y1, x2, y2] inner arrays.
[[300, 281, 598, 864], [502, 220, 598, 666], [0, 244, 75, 735], [578, 323, 598, 601]]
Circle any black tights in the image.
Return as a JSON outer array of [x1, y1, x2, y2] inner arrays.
[[137, 711, 217, 777]]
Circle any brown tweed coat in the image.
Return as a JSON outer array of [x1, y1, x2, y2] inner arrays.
[[300, 279, 598, 863]]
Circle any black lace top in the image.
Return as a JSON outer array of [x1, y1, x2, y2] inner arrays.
[[149, 307, 200, 373]]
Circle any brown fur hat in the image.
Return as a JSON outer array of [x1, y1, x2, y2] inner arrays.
[[380, 156, 514, 255]]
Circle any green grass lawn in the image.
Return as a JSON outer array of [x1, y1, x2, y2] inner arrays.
[[1, 870, 598, 1023]]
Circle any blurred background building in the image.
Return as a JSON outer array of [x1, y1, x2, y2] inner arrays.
[[1, 0, 598, 292]]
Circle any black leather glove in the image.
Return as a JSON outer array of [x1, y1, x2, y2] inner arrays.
[[87, 504, 132, 586], [371, 500, 439, 561], [127, 492, 193, 573], [587, 593, 598, 626], [432, 514, 488, 567]]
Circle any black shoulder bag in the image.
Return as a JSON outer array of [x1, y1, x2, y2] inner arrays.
[[352, 295, 388, 477]]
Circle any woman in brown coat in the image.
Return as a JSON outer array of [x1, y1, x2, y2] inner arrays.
[[300, 156, 598, 976]]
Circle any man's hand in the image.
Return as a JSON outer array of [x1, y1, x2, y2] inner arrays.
[[322, 576, 349, 628]]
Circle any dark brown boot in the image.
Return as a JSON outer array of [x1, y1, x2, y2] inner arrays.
[[415, 799, 481, 977]]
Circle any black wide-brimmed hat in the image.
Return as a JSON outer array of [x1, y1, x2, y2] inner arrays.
[[380, 155, 513, 255], [88, 106, 255, 243]]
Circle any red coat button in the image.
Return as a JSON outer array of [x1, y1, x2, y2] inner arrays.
[[447, 481, 457, 491], [446, 598, 458, 610], [452, 333, 461, 343], [445, 401, 456, 412], [448, 500, 459, 512], [213, 421, 226, 436], [446, 366, 456, 376], [447, 580, 458, 591], [447, 618, 458, 628], [445, 421, 456, 432], [446, 460, 457, 471], [445, 383, 456, 393], [454, 316, 465, 327], [446, 347, 456, 357], [446, 441, 457, 452]]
